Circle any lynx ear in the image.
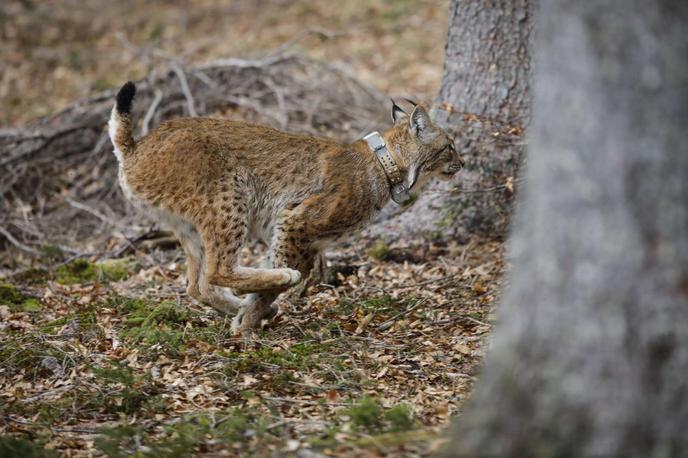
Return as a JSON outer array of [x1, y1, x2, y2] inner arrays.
[[403, 97, 418, 107], [391, 99, 407, 123], [409, 105, 435, 141]]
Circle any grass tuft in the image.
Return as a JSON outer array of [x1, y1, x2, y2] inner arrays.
[[346, 397, 415, 434], [11, 268, 50, 286], [0, 283, 41, 312], [54, 258, 136, 285], [0, 436, 57, 458], [95, 409, 268, 457], [385, 404, 414, 432], [366, 240, 392, 261], [347, 396, 384, 432]]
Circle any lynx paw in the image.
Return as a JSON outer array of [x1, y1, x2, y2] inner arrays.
[[231, 304, 279, 335], [279, 268, 302, 286]]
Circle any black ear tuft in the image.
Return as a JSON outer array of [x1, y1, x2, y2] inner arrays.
[[116, 81, 137, 115], [391, 99, 407, 123]]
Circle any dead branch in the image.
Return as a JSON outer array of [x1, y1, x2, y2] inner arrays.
[[0, 52, 386, 260]]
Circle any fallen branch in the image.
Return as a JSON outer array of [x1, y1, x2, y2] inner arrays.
[[0, 52, 386, 258], [377, 299, 428, 332]]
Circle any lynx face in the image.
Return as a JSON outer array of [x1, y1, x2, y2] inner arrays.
[[413, 126, 464, 182], [389, 102, 465, 190]]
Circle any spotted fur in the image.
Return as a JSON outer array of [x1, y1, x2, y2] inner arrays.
[[108, 82, 463, 332]]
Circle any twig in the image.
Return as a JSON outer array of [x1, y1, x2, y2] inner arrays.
[[435, 314, 489, 327], [377, 299, 428, 331], [104, 227, 158, 259], [0, 225, 40, 255], [142, 88, 163, 135], [66, 198, 123, 229], [171, 62, 198, 117], [392, 274, 456, 291], [21, 385, 74, 404]]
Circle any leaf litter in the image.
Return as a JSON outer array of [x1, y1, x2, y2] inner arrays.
[[0, 234, 503, 457]]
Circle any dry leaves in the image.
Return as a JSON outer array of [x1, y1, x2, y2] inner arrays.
[[0, 235, 504, 457]]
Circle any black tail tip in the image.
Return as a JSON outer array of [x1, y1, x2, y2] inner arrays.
[[116, 81, 136, 115]]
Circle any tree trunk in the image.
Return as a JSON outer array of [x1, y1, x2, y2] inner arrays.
[[436, 0, 531, 125], [372, 0, 532, 241], [446, 0, 688, 456], [436, 0, 532, 238]]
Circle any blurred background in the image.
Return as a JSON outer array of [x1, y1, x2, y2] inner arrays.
[[1, 0, 448, 126]]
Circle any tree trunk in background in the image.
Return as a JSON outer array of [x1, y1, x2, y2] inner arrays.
[[445, 0, 688, 456], [435, 0, 532, 238], [371, 0, 531, 241]]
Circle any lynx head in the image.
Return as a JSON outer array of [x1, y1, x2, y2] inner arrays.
[[386, 99, 464, 191]]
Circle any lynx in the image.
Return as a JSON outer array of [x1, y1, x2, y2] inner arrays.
[[108, 81, 464, 333]]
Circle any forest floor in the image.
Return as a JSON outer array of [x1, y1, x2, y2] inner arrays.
[[1, 1, 509, 456], [1, 234, 504, 457]]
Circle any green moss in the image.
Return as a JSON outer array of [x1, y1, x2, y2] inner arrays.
[[0, 283, 41, 312], [92, 362, 136, 386], [55, 258, 135, 285], [17, 298, 41, 312], [39, 309, 100, 336], [346, 397, 415, 434], [90, 361, 163, 416], [221, 341, 334, 376], [0, 336, 61, 378], [114, 299, 189, 355], [366, 240, 392, 261], [95, 409, 268, 457], [41, 244, 64, 261], [99, 258, 136, 281], [334, 295, 397, 316], [359, 295, 396, 312], [0, 436, 57, 458], [11, 268, 50, 286], [192, 320, 234, 346], [347, 396, 384, 432], [106, 294, 150, 313], [108, 294, 237, 356], [384, 404, 414, 432], [0, 283, 26, 304]]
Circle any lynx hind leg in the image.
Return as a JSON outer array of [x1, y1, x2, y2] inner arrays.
[[176, 226, 243, 315], [192, 184, 301, 296], [231, 292, 280, 334], [231, 227, 317, 334]]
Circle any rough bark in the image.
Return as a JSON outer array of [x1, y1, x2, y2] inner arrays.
[[446, 0, 688, 456], [436, 0, 531, 124], [365, 1, 532, 242], [430, 0, 531, 239]]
